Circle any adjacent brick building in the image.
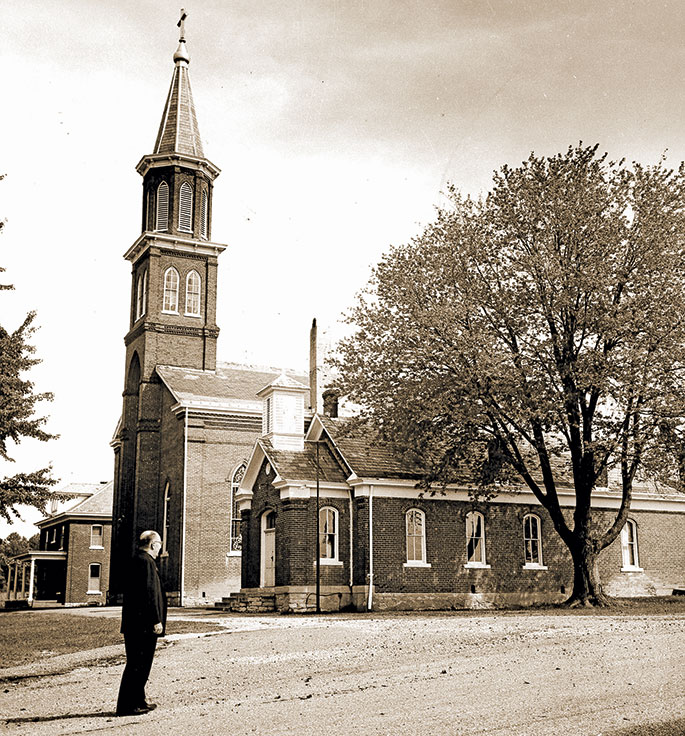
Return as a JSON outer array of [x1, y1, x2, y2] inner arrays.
[[6, 482, 113, 607], [234, 382, 685, 612]]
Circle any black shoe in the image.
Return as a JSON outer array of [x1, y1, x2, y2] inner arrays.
[[116, 706, 152, 717], [142, 702, 158, 712]]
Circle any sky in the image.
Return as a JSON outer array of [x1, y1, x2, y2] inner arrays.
[[3, 0, 685, 537]]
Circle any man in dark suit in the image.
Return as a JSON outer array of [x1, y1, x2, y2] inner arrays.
[[116, 530, 167, 716]]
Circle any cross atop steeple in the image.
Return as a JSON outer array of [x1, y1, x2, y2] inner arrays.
[[177, 9, 187, 41]]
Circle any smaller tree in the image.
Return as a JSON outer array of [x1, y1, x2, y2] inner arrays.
[[0, 532, 39, 590], [1, 173, 62, 523]]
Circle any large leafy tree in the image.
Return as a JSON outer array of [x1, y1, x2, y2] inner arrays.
[[1, 173, 60, 523], [335, 145, 685, 606], [0, 532, 39, 589]]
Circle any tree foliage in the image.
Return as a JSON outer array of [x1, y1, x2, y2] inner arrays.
[[1, 173, 60, 523], [0, 532, 39, 589], [335, 145, 685, 605]]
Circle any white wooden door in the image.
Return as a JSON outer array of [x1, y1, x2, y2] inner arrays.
[[262, 529, 275, 587]]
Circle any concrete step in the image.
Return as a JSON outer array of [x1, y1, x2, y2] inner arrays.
[[214, 591, 276, 613]]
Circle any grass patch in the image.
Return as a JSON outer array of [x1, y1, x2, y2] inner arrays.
[[0, 612, 221, 668]]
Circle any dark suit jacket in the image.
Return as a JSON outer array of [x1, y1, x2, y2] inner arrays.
[[120, 550, 167, 636]]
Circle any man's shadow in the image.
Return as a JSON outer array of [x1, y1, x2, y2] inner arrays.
[[4, 710, 119, 724]]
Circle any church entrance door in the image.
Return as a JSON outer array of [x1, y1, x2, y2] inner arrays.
[[261, 511, 276, 587]]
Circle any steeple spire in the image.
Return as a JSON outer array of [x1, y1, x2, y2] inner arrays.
[[153, 9, 203, 157]]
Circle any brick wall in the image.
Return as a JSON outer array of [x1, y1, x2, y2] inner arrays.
[[65, 521, 111, 605]]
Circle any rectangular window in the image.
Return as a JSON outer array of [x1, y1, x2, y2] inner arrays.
[[319, 507, 337, 560], [88, 563, 101, 593], [621, 521, 641, 571], [90, 525, 104, 548], [466, 512, 487, 566]]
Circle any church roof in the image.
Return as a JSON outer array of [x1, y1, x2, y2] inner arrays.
[[156, 362, 310, 413], [318, 415, 423, 481], [153, 37, 204, 157], [260, 437, 348, 484]]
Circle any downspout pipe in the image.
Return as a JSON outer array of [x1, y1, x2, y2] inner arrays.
[[367, 485, 374, 611], [180, 406, 189, 606]]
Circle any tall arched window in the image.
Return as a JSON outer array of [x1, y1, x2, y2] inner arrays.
[[229, 464, 245, 552], [163, 267, 179, 313], [523, 514, 543, 567], [319, 507, 338, 561], [179, 182, 193, 232], [200, 189, 208, 238], [155, 181, 169, 231], [161, 482, 171, 555], [621, 519, 641, 570], [405, 508, 427, 564], [185, 270, 201, 316], [135, 269, 147, 320], [465, 511, 487, 566]]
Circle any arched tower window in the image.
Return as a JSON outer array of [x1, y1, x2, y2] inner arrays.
[[185, 270, 201, 316], [229, 463, 246, 552], [163, 267, 179, 313], [155, 181, 169, 231], [135, 269, 148, 321], [200, 189, 208, 238], [179, 182, 193, 233]]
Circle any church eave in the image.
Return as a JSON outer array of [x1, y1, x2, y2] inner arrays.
[[136, 153, 220, 180], [124, 232, 227, 263]]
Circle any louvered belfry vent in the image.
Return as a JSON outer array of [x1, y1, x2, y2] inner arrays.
[[179, 182, 193, 232], [156, 181, 169, 231]]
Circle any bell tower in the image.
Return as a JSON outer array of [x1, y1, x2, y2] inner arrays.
[[110, 12, 226, 600], [124, 11, 226, 380]]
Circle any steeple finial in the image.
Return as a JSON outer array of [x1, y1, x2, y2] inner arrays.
[[174, 9, 190, 65]]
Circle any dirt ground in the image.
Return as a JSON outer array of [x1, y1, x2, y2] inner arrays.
[[2, 606, 684, 736]]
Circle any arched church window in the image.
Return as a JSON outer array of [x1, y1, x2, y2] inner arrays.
[[163, 267, 179, 313], [135, 269, 148, 321], [200, 189, 208, 238], [185, 270, 201, 316], [179, 182, 193, 233], [155, 181, 169, 231], [229, 463, 246, 552], [162, 482, 171, 555]]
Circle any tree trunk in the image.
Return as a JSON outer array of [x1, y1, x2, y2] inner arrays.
[[566, 543, 612, 607]]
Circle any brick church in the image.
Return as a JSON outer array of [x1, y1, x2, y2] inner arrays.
[[108, 21, 309, 606], [112, 21, 685, 612]]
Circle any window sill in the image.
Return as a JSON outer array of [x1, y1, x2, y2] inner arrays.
[[464, 562, 491, 569], [184, 312, 201, 318], [404, 561, 431, 568], [87, 590, 102, 596], [161, 309, 179, 315], [319, 559, 343, 566], [621, 566, 644, 573], [89, 545, 104, 550], [227, 551, 242, 557], [159, 551, 169, 558], [522, 563, 548, 570]]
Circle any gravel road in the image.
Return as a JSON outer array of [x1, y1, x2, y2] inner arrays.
[[2, 609, 684, 735]]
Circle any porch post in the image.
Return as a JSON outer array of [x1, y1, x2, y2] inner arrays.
[[28, 558, 36, 604]]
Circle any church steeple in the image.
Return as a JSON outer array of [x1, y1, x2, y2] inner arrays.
[[153, 11, 204, 158], [122, 11, 226, 381]]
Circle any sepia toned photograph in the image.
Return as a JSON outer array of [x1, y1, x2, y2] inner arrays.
[[2, 2, 685, 734]]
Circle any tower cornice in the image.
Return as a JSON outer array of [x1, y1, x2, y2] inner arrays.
[[136, 153, 220, 181], [124, 232, 227, 264]]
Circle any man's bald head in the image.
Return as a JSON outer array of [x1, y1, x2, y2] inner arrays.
[[138, 530, 162, 558]]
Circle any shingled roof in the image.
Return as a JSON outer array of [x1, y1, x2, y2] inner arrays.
[[156, 362, 310, 413], [260, 437, 348, 484]]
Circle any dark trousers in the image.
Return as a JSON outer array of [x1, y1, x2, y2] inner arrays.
[[116, 632, 158, 713]]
